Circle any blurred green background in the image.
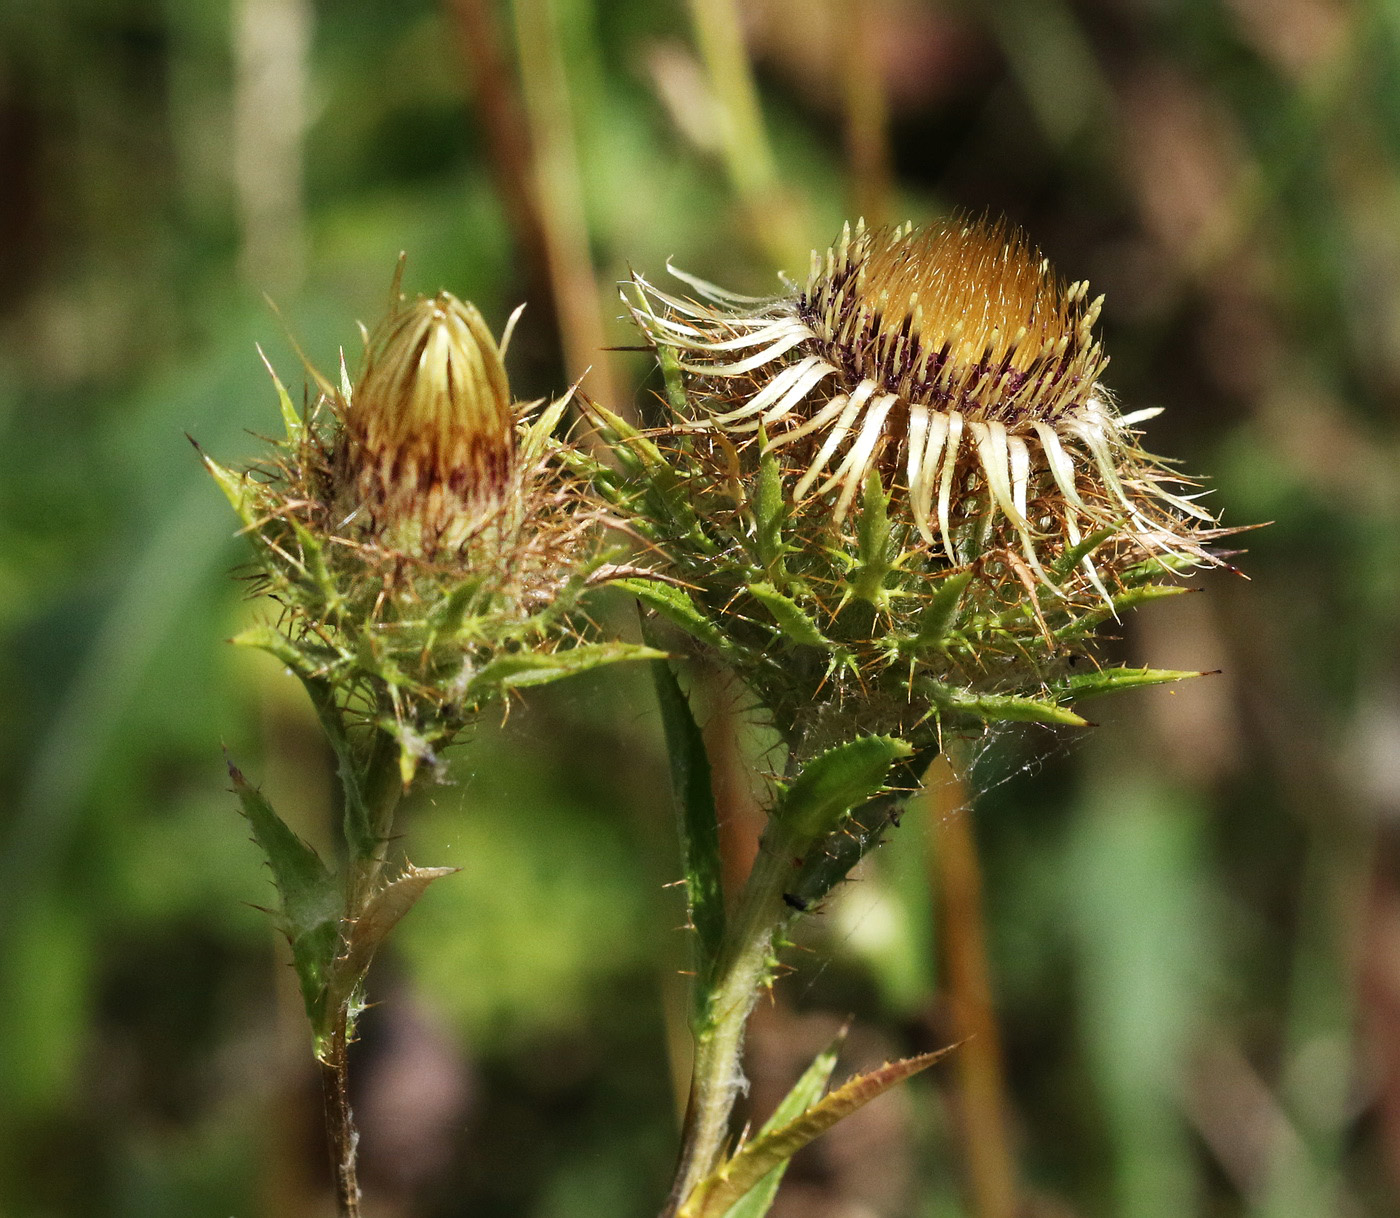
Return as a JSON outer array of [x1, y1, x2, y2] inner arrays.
[[4, 0, 1400, 1215]]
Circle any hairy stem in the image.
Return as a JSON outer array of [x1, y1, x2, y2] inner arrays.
[[346, 730, 405, 914], [320, 1020, 361, 1218], [663, 818, 801, 1215], [322, 728, 403, 1215]]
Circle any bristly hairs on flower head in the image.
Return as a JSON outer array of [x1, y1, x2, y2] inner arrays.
[[201, 270, 655, 786], [628, 215, 1221, 593]]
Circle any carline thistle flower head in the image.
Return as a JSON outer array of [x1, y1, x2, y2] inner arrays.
[[602, 216, 1233, 754], [203, 278, 651, 786], [629, 215, 1218, 593]]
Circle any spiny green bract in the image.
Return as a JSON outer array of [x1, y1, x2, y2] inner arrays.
[[578, 400, 1207, 761]]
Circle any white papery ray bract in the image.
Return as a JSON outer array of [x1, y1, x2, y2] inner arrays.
[[628, 217, 1218, 591]]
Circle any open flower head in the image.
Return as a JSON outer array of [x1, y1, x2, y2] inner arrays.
[[629, 217, 1218, 595], [203, 281, 652, 785], [600, 217, 1234, 755]]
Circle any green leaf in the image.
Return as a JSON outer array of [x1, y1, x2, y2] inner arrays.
[[787, 793, 902, 911], [1049, 527, 1116, 582], [1055, 584, 1194, 642], [774, 736, 913, 848], [257, 344, 304, 444], [753, 436, 786, 579], [616, 578, 731, 655], [1056, 665, 1208, 701], [231, 624, 336, 678], [227, 759, 341, 1030], [291, 520, 338, 611], [470, 642, 665, 691], [586, 398, 672, 472], [923, 680, 1090, 727], [198, 449, 259, 529], [849, 470, 894, 607], [650, 660, 725, 1012], [519, 394, 572, 463], [314, 684, 393, 862], [748, 583, 830, 648], [659, 344, 690, 414], [908, 570, 974, 650], [427, 575, 490, 636], [681, 1047, 954, 1218], [721, 1030, 847, 1218], [325, 865, 458, 1018]]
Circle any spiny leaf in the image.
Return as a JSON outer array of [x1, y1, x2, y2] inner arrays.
[[923, 680, 1090, 727], [617, 578, 731, 656], [231, 624, 338, 678], [1055, 665, 1210, 701], [748, 583, 830, 648], [470, 642, 664, 691], [326, 865, 458, 1016], [787, 794, 902, 911], [1055, 583, 1193, 642], [1049, 527, 1116, 582], [257, 344, 304, 444], [520, 394, 572, 462], [298, 676, 384, 861], [681, 1047, 954, 1218], [427, 575, 490, 637], [586, 398, 672, 472], [650, 659, 725, 1013], [227, 758, 341, 1030], [659, 344, 691, 414], [291, 519, 338, 612], [720, 1029, 847, 1218], [198, 448, 259, 529], [907, 570, 974, 650], [774, 736, 913, 848], [753, 436, 787, 579], [849, 470, 894, 607]]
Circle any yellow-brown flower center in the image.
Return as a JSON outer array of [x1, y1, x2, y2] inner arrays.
[[799, 219, 1107, 426]]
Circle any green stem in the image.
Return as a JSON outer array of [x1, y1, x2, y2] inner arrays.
[[346, 729, 405, 914], [322, 727, 404, 1216], [663, 817, 802, 1216]]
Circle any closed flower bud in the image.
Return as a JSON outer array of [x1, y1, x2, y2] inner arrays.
[[341, 292, 515, 552], [203, 277, 650, 786]]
